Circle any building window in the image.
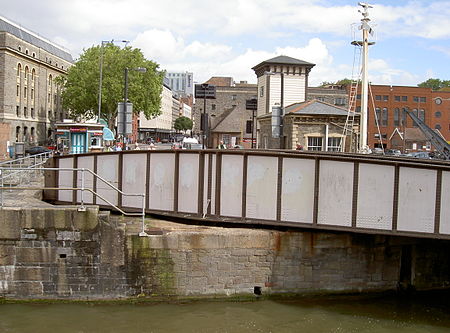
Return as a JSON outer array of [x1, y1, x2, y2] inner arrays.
[[420, 97, 426, 103], [412, 109, 418, 127], [231, 95, 237, 101], [383, 95, 388, 101], [31, 88, 34, 100], [435, 111, 442, 118], [316, 97, 325, 102], [375, 95, 381, 101], [375, 107, 381, 126], [211, 104, 216, 110], [23, 127, 28, 141], [32, 52, 36, 58], [413, 96, 419, 102], [260, 86, 264, 97], [394, 96, 400, 102], [31, 108, 35, 118], [30, 127, 35, 142], [334, 97, 345, 105], [418, 109, 425, 122], [24, 107, 28, 118], [16, 106, 20, 117], [17, 63, 21, 76], [356, 94, 361, 100], [402, 107, 408, 126], [32, 68, 35, 81], [24, 87, 27, 99], [435, 124, 441, 130], [394, 108, 400, 126], [16, 85, 19, 97], [15, 126, 20, 141], [327, 137, 341, 151], [307, 137, 323, 151], [381, 107, 388, 127], [355, 106, 361, 113], [402, 96, 407, 102]]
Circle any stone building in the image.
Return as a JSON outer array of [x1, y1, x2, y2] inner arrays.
[[0, 15, 73, 156], [259, 100, 357, 151], [192, 77, 257, 148], [307, 85, 349, 109], [252, 55, 315, 148]]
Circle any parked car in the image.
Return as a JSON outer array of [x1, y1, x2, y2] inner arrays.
[[385, 149, 401, 156], [371, 147, 384, 155], [25, 146, 51, 155], [406, 151, 432, 159]]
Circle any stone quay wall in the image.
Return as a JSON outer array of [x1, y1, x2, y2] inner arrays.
[[0, 207, 449, 299]]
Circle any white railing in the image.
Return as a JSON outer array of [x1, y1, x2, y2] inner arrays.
[[0, 166, 148, 237]]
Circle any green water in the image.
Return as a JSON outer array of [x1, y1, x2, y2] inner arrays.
[[1, 293, 449, 332]]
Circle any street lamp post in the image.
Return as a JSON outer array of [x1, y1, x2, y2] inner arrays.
[[97, 40, 129, 124]]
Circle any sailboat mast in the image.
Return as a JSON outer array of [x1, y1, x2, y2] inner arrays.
[[358, 2, 373, 153]]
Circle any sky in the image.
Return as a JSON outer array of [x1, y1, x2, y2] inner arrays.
[[2, 0, 450, 86]]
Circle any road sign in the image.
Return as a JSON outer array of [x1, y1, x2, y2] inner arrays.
[[117, 102, 133, 135], [246, 98, 257, 110], [195, 84, 216, 99]]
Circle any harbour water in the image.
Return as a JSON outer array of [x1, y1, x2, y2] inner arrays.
[[1, 292, 449, 332]]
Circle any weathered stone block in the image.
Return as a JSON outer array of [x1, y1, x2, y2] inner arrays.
[[16, 246, 56, 264]]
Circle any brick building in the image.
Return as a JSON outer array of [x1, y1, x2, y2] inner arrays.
[[192, 78, 257, 148], [0, 15, 73, 156], [353, 85, 450, 150]]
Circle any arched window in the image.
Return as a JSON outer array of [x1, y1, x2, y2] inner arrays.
[[30, 127, 35, 142], [23, 127, 28, 142], [25, 49, 29, 55], [17, 63, 22, 77], [48, 74, 53, 90], [15, 126, 21, 142], [31, 68, 36, 82], [25, 66, 29, 79]]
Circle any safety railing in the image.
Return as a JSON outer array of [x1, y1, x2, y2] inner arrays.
[[0, 166, 148, 237], [0, 151, 53, 186]]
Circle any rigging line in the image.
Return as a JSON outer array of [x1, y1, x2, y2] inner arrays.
[[340, 43, 362, 151], [368, 84, 384, 153]]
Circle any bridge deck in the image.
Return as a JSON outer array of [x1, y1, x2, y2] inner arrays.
[[44, 150, 450, 240]]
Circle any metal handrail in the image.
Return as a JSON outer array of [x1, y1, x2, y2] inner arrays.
[[0, 166, 148, 237]]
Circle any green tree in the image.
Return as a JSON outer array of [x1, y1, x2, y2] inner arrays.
[[174, 116, 193, 133], [418, 78, 450, 91], [320, 78, 353, 87], [57, 43, 164, 129]]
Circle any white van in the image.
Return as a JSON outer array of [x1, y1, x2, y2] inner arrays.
[[182, 137, 200, 149]]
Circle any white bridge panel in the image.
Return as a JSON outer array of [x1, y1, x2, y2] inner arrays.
[[149, 153, 174, 211], [58, 157, 74, 202], [122, 153, 147, 208], [281, 158, 315, 223], [220, 154, 243, 217], [357, 163, 394, 230], [398, 167, 436, 233], [96, 154, 119, 206], [76, 156, 94, 204], [246, 156, 277, 220], [440, 171, 450, 234], [178, 153, 199, 214], [318, 160, 353, 227]]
